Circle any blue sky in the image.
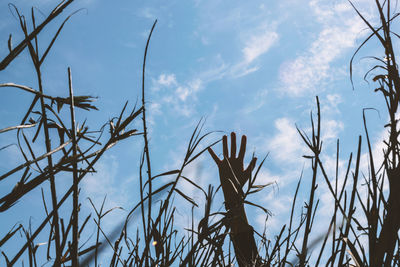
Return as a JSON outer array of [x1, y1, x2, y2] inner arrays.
[[0, 0, 396, 264]]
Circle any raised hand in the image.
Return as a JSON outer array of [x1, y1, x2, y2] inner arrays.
[[208, 132, 260, 266], [208, 132, 257, 210]]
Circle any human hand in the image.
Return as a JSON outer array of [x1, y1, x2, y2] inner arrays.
[[208, 132, 257, 209]]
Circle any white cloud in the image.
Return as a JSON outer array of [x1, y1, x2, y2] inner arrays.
[[255, 193, 293, 231], [198, 28, 278, 80], [322, 119, 344, 141], [228, 27, 278, 78], [322, 94, 343, 114], [138, 7, 157, 20], [173, 79, 202, 113], [151, 73, 204, 117], [241, 89, 268, 114], [280, 25, 362, 95], [149, 102, 161, 113], [268, 117, 305, 163], [193, 1, 280, 80], [157, 74, 177, 87], [176, 86, 190, 101], [81, 155, 126, 209], [316, 120, 387, 231], [359, 127, 386, 180], [224, 61, 260, 79], [243, 31, 279, 64], [253, 169, 279, 188], [179, 158, 211, 204], [279, 0, 372, 96]]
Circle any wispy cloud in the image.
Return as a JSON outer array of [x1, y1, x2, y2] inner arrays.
[[195, 27, 279, 81], [138, 7, 157, 20], [81, 155, 127, 209], [241, 88, 269, 114], [279, 25, 362, 95], [192, 1, 280, 80], [157, 73, 177, 87], [279, 0, 372, 96], [321, 119, 344, 141], [151, 73, 203, 117], [243, 31, 279, 64], [322, 94, 343, 114], [267, 117, 305, 164], [225, 28, 279, 78]]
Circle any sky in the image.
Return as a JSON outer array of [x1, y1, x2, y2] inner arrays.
[[0, 0, 397, 265]]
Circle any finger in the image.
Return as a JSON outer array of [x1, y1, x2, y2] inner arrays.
[[230, 132, 236, 158], [208, 147, 221, 164], [238, 135, 247, 160], [222, 135, 228, 159]]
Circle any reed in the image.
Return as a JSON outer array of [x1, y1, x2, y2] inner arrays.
[[1, 0, 400, 266]]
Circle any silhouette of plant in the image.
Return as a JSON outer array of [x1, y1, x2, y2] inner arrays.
[[1, 0, 400, 266]]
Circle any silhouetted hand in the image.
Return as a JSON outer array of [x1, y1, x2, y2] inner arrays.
[[208, 132, 257, 210]]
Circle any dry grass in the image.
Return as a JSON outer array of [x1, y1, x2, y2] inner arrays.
[[1, 0, 400, 266]]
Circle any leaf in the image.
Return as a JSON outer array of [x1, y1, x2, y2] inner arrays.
[[247, 183, 273, 195], [372, 74, 386, 82], [343, 237, 363, 267], [244, 200, 271, 215], [174, 188, 198, 207], [8, 34, 12, 52], [153, 170, 180, 179], [57, 99, 64, 113], [0, 224, 22, 247]]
